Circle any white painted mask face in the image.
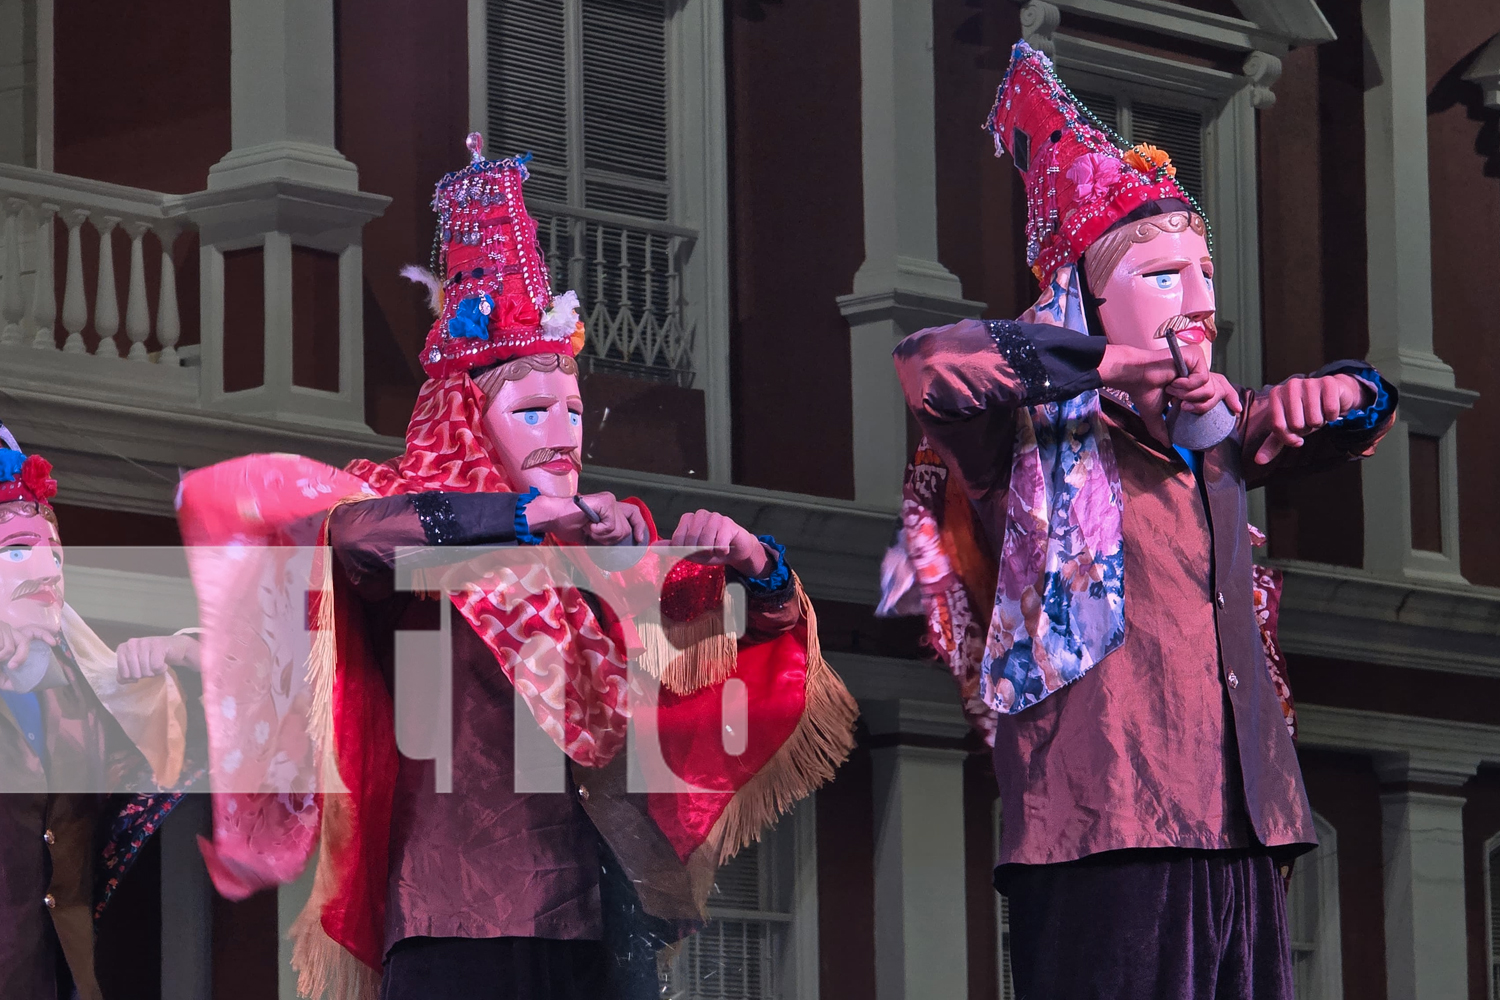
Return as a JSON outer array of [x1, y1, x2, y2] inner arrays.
[[0, 505, 63, 693], [480, 366, 585, 498], [1095, 222, 1216, 369]]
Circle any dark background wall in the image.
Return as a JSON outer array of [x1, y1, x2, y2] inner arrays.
[[725, 0, 864, 498], [1425, 0, 1500, 587]]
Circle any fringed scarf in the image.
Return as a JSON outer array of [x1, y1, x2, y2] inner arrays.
[[180, 373, 857, 1000]]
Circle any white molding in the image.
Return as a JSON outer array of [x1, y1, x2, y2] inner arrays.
[[579, 464, 897, 605], [861, 697, 971, 742], [1485, 829, 1500, 1000], [844, 0, 982, 509], [1049, 0, 1331, 51], [789, 794, 820, 1000], [1297, 703, 1500, 781], [1288, 812, 1344, 1000], [33, 0, 52, 171], [1361, 0, 1477, 585], [63, 564, 198, 632], [667, 0, 732, 483], [1381, 787, 1470, 997], [466, 0, 487, 135], [1054, 34, 1243, 100], [1273, 559, 1500, 678], [1465, 33, 1500, 110]]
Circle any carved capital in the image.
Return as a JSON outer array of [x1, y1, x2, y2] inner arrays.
[[1018, 1, 1061, 58], [1243, 51, 1283, 110]]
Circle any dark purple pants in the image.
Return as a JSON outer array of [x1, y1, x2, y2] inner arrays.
[[995, 848, 1294, 1000]]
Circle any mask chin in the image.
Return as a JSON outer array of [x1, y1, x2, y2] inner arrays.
[[5, 639, 53, 694]]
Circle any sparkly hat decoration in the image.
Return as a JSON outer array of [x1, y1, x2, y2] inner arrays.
[[406, 132, 585, 379], [986, 41, 1207, 286], [0, 423, 57, 507]]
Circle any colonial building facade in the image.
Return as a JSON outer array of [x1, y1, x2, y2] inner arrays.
[[1, 0, 1498, 998]]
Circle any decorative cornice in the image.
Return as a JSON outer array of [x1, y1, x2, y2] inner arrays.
[[579, 467, 895, 605], [1463, 33, 1500, 110], [1274, 560, 1500, 678], [1298, 703, 1500, 783], [1243, 50, 1282, 109]]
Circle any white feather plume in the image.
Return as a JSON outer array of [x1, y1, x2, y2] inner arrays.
[[541, 290, 581, 340], [400, 265, 443, 317]]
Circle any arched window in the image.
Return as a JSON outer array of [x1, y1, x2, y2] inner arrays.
[[1286, 813, 1343, 999]]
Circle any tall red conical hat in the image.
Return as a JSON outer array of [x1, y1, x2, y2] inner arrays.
[[415, 132, 582, 378], [986, 40, 1203, 286]]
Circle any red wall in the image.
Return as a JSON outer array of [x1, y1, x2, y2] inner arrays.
[[334, 0, 471, 438], [726, 0, 864, 499], [1425, 0, 1500, 587], [53, 0, 231, 193], [1257, 0, 1368, 568], [933, 1, 1027, 325]]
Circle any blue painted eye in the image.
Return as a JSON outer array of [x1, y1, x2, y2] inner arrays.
[[518, 411, 544, 426], [569, 412, 581, 427], [1, 547, 31, 563], [1149, 273, 1180, 290]]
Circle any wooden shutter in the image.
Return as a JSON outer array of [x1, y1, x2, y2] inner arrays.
[[1490, 843, 1500, 1000], [485, 0, 571, 205], [1064, 88, 1206, 206], [1072, 88, 1121, 135], [1129, 100, 1206, 205], [580, 0, 670, 220]]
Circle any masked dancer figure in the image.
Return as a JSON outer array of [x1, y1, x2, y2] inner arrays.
[[176, 133, 856, 1000], [883, 41, 1395, 1000], [0, 429, 192, 1000]]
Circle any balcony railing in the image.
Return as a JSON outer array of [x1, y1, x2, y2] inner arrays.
[[0, 168, 196, 373], [530, 199, 698, 387], [0, 163, 392, 513]]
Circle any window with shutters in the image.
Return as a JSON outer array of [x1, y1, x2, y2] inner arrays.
[[661, 801, 817, 1000], [1055, 42, 1263, 404], [1065, 90, 1206, 208], [1283, 813, 1342, 999], [480, 0, 733, 480], [994, 799, 1016, 1000], [1487, 833, 1500, 1000]]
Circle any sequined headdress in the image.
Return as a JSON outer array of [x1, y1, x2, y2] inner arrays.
[[986, 41, 1205, 286], [0, 422, 57, 507], [409, 133, 584, 379]]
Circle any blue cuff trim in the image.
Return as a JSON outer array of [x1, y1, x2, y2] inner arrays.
[[514, 487, 543, 545], [1326, 365, 1395, 434], [740, 535, 791, 594]]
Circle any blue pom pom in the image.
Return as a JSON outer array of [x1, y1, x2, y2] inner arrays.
[[0, 450, 24, 483], [446, 294, 494, 341]]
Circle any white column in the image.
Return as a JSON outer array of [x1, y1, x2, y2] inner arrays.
[[191, 0, 388, 431], [1376, 752, 1476, 1000], [838, 0, 983, 510], [278, 853, 318, 1000], [208, 0, 358, 193], [866, 699, 971, 1000], [160, 794, 213, 1000], [1361, 0, 1477, 583]]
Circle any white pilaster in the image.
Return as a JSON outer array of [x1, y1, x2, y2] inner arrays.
[[1375, 753, 1475, 1000], [839, 0, 983, 510], [1360, 0, 1477, 584], [209, 0, 358, 192], [192, 0, 389, 432], [865, 699, 971, 1000], [278, 852, 318, 1000], [160, 794, 213, 1000]]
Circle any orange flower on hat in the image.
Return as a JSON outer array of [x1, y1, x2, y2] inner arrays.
[[1123, 143, 1176, 178]]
